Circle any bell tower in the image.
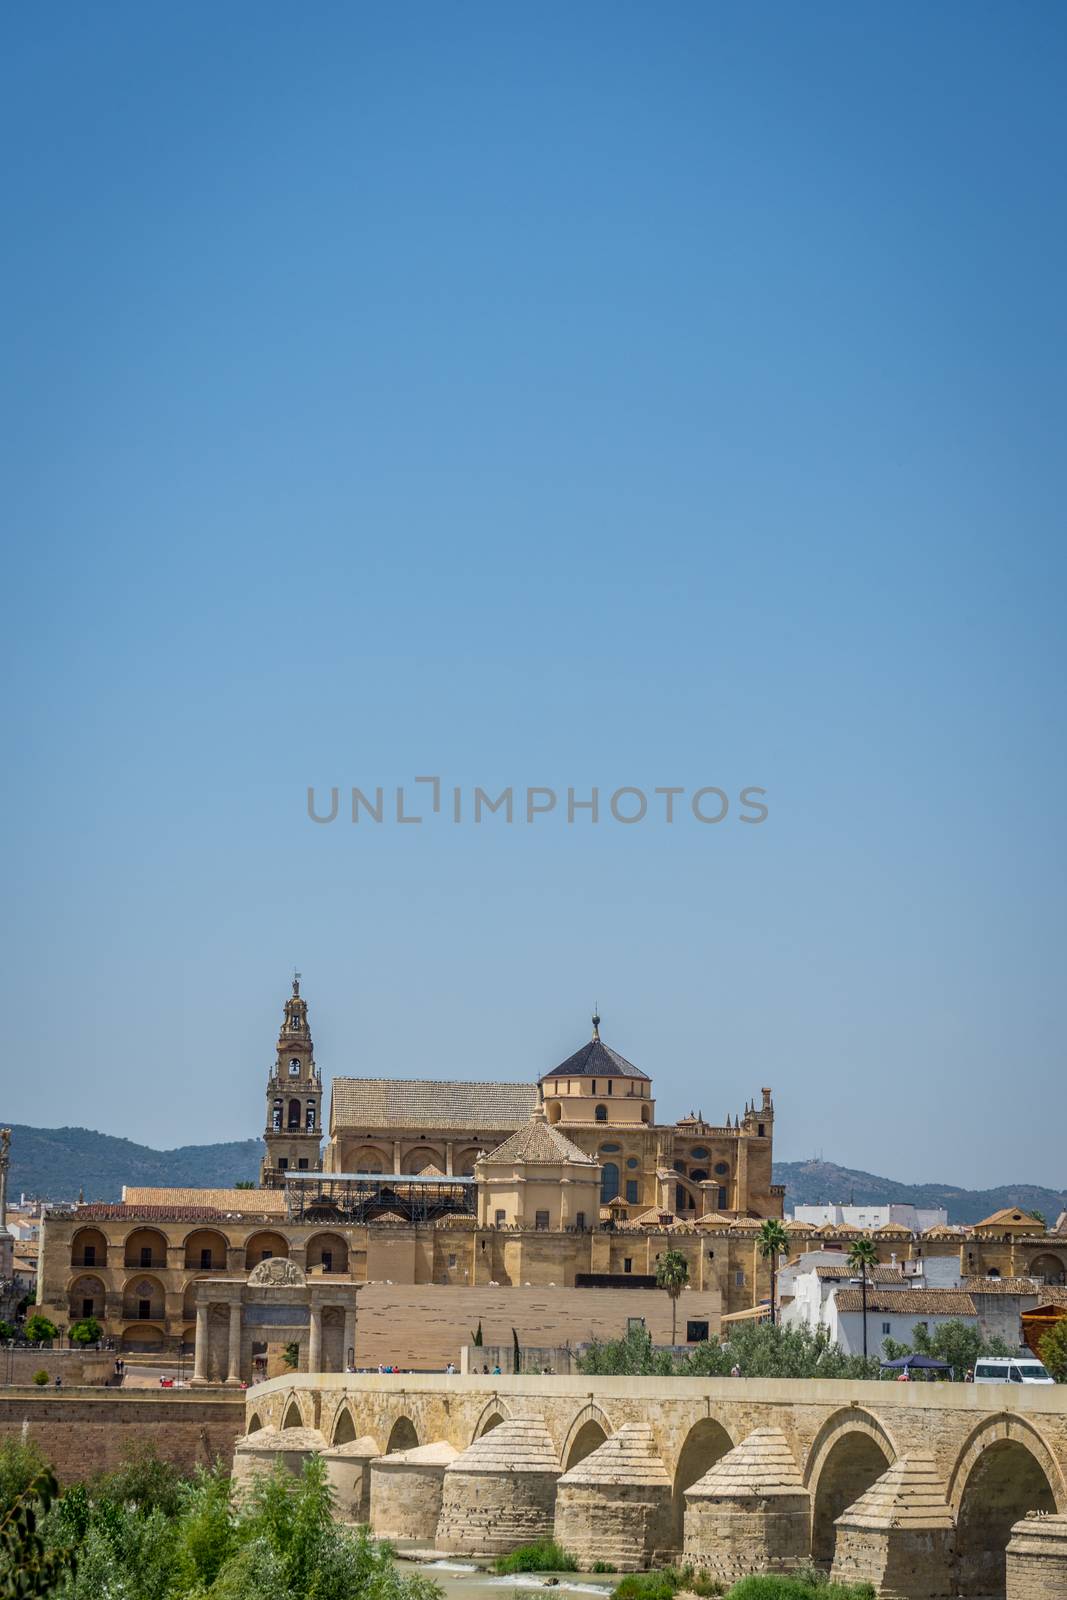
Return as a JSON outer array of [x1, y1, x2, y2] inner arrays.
[[260, 974, 323, 1186]]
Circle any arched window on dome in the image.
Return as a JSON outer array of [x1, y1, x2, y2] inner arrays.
[[601, 1162, 619, 1203]]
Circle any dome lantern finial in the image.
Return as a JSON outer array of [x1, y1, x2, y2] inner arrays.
[[591, 1005, 601, 1042], [292, 970, 301, 997]]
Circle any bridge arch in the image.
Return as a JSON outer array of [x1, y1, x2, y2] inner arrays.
[[246, 1412, 263, 1434], [331, 1407, 357, 1446], [805, 1408, 897, 1568], [472, 1398, 511, 1442], [386, 1415, 419, 1453], [282, 1398, 305, 1430], [949, 1414, 1064, 1598], [673, 1415, 734, 1544], [562, 1403, 612, 1471]]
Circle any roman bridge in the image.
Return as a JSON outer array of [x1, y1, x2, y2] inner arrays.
[[244, 1372, 1067, 1597]]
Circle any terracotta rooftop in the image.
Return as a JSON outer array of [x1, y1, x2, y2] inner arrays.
[[833, 1288, 977, 1315], [961, 1277, 1043, 1296], [121, 1187, 287, 1214], [814, 1264, 909, 1284], [973, 1207, 1047, 1232], [331, 1078, 538, 1131], [481, 1118, 596, 1167]]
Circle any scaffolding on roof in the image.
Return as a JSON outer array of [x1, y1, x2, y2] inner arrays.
[[283, 1170, 476, 1225]]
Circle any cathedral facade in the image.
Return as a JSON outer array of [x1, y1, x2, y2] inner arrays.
[[35, 979, 1064, 1363]]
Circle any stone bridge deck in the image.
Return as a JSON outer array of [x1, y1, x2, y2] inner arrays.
[[246, 1373, 1067, 1595], [248, 1371, 1067, 1507]]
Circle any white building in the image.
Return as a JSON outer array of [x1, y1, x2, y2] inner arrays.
[[826, 1287, 978, 1357], [779, 1256, 919, 1329], [792, 1202, 949, 1232]]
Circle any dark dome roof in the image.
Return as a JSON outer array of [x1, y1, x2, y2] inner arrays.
[[542, 1036, 649, 1082]]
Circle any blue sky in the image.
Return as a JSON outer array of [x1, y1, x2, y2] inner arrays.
[[3, 3, 1065, 1188]]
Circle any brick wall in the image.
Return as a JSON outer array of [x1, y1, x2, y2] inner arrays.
[[0, 1389, 245, 1481]]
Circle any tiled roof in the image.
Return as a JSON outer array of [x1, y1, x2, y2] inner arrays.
[[121, 1188, 287, 1214], [624, 1207, 684, 1229], [973, 1207, 1045, 1231], [481, 1118, 596, 1167], [542, 1036, 649, 1082], [331, 1078, 538, 1131], [814, 1265, 908, 1284], [77, 1204, 229, 1221], [834, 1288, 976, 1315], [1031, 1287, 1067, 1307], [961, 1277, 1042, 1296]]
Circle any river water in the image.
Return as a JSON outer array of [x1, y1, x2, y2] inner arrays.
[[395, 1556, 616, 1600]]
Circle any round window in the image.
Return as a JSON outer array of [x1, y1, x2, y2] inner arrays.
[[690, 1147, 709, 1160], [714, 1161, 729, 1176], [626, 1157, 640, 1169]]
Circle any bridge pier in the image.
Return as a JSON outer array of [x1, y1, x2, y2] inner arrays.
[[683, 1429, 811, 1583], [436, 1418, 561, 1555], [554, 1423, 673, 1571], [1007, 1514, 1067, 1600], [829, 1454, 955, 1599], [370, 1442, 459, 1541]]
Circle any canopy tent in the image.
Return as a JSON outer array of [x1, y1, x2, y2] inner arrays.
[[880, 1353, 950, 1371]]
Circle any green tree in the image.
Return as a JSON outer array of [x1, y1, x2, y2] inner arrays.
[[845, 1238, 879, 1361], [470, 1321, 483, 1347], [577, 1324, 675, 1377], [685, 1320, 879, 1381], [656, 1249, 690, 1346], [22, 1317, 57, 1347], [0, 1323, 15, 1343], [1038, 1319, 1067, 1382], [67, 1319, 101, 1348], [757, 1220, 789, 1325], [234, 1181, 256, 1190], [31, 1373, 49, 1388], [1029, 1210, 1047, 1230], [282, 1342, 300, 1370], [0, 1466, 76, 1598]]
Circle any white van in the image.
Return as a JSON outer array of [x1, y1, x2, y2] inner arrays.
[[972, 1356, 1054, 1385]]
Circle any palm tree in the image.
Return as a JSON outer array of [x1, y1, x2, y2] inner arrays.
[[757, 1219, 789, 1325], [656, 1249, 690, 1346], [846, 1237, 880, 1361]]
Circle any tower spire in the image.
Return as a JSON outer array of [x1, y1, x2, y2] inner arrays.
[[591, 1005, 601, 1043]]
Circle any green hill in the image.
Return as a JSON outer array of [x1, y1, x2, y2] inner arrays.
[[1, 1124, 1063, 1224], [3, 1124, 263, 1202], [773, 1158, 1066, 1227]]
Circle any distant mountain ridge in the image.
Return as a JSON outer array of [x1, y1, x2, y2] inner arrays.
[[3, 1124, 263, 1202], [2, 1124, 1064, 1225], [774, 1159, 1067, 1227]]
